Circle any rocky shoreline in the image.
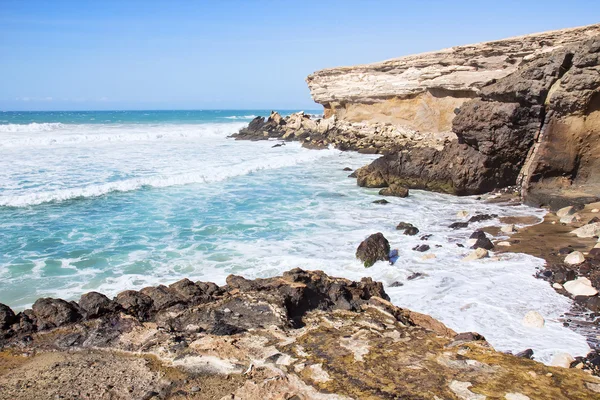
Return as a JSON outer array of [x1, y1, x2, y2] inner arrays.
[[2, 269, 600, 399]]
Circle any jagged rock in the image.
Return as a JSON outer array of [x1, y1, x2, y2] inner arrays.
[[32, 298, 82, 330], [449, 222, 470, 229], [1, 270, 599, 399], [0, 303, 15, 330], [356, 233, 390, 267], [468, 214, 498, 223], [78, 292, 118, 319], [379, 184, 409, 198], [169, 278, 210, 304], [471, 237, 494, 251], [114, 290, 154, 321], [140, 285, 184, 310]]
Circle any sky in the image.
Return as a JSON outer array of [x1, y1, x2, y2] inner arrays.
[[1, 0, 599, 111]]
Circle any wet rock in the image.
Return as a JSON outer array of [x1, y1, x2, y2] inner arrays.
[[563, 277, 598, 296], [557, 206, 574, 218], [572, 222, 600, 238], [379, 184, 409, 198], [372, 199, 389, 205], [501, 224, 516, 233], [389, 281, 404, 287], [343, 167, 353, 171], [412, 244, 430, 252], [522, 311, 545, 328], [397, 222, 419, 236], [471, 237, 494, 250], [140, 285, 184, 310], [564, 251, 585, 265], [515, 349, 534, 359], [558, 247, 574, 255], [462, 248, 489, 262], [115, 290, 154, 321], [420, 234, 432, 240], [449, 222, 469, 229], [356, 233, 390, 267], [32, 298, 82, 330], [407, 272, 423, 280], [169, 278, 210, 304], [551, 352, 575, 368], [468, 214, 498, 223], [0, 303, 16, 330], [469, 231, 487, 240], [78, 292, 119, 319]]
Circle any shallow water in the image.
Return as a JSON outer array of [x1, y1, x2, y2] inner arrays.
[[0, 111, 589, 363]]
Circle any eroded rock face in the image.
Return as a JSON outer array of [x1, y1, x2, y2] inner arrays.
[[353, 32, 600, 201], [1, 270, 599, 399], [355, 233, 390, 267], [307, 24, 600, 133]]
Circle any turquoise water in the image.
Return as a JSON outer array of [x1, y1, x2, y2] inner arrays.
[[0, 110, 589, 362]]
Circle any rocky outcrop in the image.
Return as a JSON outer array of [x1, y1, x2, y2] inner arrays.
[[1, 270, 600, 399], [230, 110, 448, 154], [352, 31, 600, 203], [355, 233, 390, 267], [307, 24, 600, 134]]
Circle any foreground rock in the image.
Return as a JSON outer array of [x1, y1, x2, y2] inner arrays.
[[1, 269, 599, 399]]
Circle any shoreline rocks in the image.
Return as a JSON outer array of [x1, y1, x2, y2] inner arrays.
[[1, 270, 600, 399]]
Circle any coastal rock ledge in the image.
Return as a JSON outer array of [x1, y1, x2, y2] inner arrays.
[[1, 269, 599, 399], [234, 24, 600, 208]]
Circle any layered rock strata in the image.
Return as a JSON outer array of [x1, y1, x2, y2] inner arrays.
[[351, 33, 600, 205], [2, 269, 600, 399], [306, 24, 600, 134]]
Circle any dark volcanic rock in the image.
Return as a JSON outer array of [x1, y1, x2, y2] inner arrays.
[[78, 292, 119, 319], [115, 290, 154, 321], [140, 285, 184, 310], [379, 184, 409, 198], [396, 222, 419, 236], [412, 244, 430, 252], [32, 298, 82, 330], [471, 237, 495, 250], [356, 233, 390, 267], [449, 222, 469, 229], [169, 278, 210, 304], [468, 214, 498, 223], [354, 38, 600, 203], [469, 231, 488, 240], [373, 199, 390, 204], [0, 303, 15, 330]]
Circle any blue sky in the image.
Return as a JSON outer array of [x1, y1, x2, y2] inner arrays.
[[1, 0, 599, 111]]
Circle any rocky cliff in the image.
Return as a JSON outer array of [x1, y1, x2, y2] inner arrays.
[[342, 25, 600, 207], [306, 24, 600, 135], [2, 269, 600, 399]]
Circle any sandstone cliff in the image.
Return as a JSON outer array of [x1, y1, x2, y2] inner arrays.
[[1, 270, 600, 399], [306, 24, 600, 135]]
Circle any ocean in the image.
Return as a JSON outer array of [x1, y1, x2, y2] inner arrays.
[[0, 110, 589, 363]]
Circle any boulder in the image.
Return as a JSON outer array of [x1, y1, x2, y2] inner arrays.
[[78, 292, 119, 319], [563, 277, 598, 296], [564, 251, 585, 265], [571, 222, 600, 238], [356, 233, 390, 268], [372, 199, 389, 205], [32, 298, 82, 330], [522, 311, 545, 328], [551, 352, 575, 368], [379, 184, 409, 198], [140, 285, 183, 310], [501, 224, 516, 233], [471, 237, 494, 250], [169, 278, 210, 304], [396, 222, 419, 236], [449, 222, 469, 229], [556, 206, 574, 218], [462, 248, 489, 262]]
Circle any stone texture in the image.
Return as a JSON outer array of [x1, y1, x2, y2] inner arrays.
[[1, 270, 599, 399], [307, 24, 600, 134], [355, 233, 390, 267]]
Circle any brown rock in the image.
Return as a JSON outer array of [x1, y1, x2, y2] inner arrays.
[[356, 233, 390, 268]]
